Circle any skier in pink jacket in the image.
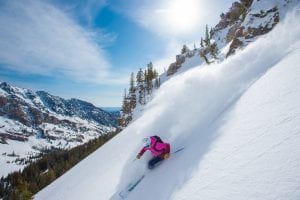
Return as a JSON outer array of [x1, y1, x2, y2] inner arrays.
[[136, 135, 170, 169]]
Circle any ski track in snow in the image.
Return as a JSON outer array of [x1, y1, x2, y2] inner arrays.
[[35, 8, 300, 200]]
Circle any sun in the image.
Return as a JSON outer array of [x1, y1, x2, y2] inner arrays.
[[158, 0, 201, 34]]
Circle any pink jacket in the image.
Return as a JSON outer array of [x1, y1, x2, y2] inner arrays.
[[138, 136, 170, 158]]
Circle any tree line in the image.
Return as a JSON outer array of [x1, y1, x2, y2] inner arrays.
[[0, 132, 117, 200], [119, 62, 160, 127]]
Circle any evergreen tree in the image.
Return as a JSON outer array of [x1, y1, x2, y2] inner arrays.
[[204, 24, 211, 46], [181, 44, 189, 54], [129, 72, 135, 94], [210, 27, 214, 38], [211, 42, 219, 59], [119, 88, 131, 127], [121, 89, 128, 114], [144, 69, 149, 95], [136, 68, 145, 105], [154, 77, 160, 89], [129, 72, 136, 109], [145, 62, 157, 95], [147, 62, 154, 81]]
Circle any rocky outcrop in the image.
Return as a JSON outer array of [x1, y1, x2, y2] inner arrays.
[[226, 5, 280, 57], [215, 1, 250, 32], [164, 0, 293, 77], [167, 54, 186, 76]]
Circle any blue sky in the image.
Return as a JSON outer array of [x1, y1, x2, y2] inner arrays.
[[0, 0, 234, 107]]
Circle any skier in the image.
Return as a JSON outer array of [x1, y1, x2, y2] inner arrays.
[[136, 135, 170, 169]]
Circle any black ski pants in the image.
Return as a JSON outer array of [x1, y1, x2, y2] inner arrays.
[[148, 156, 164, 169]]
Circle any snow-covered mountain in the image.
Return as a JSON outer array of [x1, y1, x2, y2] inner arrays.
[[36, 1, 300, 200], [162, 0, 295, 79], [0, 82, 119, 176]]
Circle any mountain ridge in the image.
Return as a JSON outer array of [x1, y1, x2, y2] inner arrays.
[[0, 81, 119, 177], [0, 82, 117, 127]]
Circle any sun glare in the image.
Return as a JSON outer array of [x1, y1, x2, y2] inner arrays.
[[159, 0, 201, 34]]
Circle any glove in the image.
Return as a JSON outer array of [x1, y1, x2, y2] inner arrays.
[[136, 154, 141, 159], [163, 153, 170, 159]]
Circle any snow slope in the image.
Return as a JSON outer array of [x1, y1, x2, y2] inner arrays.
[[35, 9, 300, 200]]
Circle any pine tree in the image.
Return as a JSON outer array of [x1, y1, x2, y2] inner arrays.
[[136, 68, 145, 105], [121, 89, 128, 114], [147, 62, 154, 81], [119, 88, 132, 127], [129, 72, 135, 94], [129, 72, 136, 109], [210, 27, 214, 38], [211, 42, 219, 59], [181, 44, 189, 54], [145, 62, 159, 95], [154, 77, 160, 89], [204, 24, 210, 46], [144, 69, 149, 95]]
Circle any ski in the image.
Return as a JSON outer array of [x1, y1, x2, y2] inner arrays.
[[118, 174, 145, 199], [127, 174, 145, 191], [171, 147, 184, 154], [114, 147, 184, 199]]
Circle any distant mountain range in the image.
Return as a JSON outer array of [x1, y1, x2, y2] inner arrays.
[[101, 107, 121, 112], [0, 82, 120, 176]]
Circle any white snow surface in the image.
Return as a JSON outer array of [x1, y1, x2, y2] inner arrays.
[[35, 10, 300, 200]]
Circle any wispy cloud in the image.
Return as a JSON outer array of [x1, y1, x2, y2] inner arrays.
[[0, 0, 124, 85], [48, 0, 107, 26]]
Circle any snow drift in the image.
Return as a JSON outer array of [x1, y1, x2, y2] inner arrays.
[[35, 9, 300, 200]]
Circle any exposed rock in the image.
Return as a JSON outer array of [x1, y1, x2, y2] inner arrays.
[[167, 55, 185, 76], [8, 104, 30, 126], [226, 5, 279, 57], [215, 1, 248, 31], [226, 38, 244, 58], [0, 96, 7, 106], [240, 0, 254, 8]]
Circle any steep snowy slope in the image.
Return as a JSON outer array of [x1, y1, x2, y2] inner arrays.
[[35, 10, 300, 200], [171, 42, 300, 200]]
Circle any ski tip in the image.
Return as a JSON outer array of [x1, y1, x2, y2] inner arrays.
[[172, 147, 184, 154]]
